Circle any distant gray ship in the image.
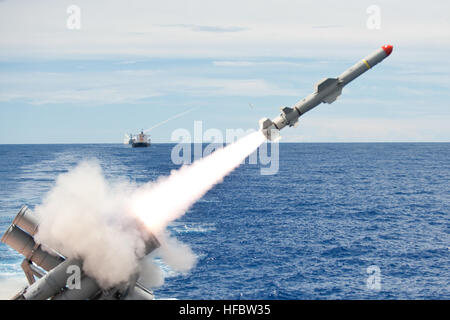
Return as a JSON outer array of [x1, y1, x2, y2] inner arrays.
[[124, 130, 151, 148]]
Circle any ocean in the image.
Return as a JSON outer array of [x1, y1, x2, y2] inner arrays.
[[0, 143, 449, 299]]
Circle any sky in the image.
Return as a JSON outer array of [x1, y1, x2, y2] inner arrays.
[[0, 0, 449, 143]]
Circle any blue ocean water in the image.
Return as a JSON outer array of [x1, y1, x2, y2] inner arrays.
[[0, 143, 449, 299]]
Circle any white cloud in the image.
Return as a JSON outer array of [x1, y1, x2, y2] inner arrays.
[[0, 0, 449, 142], [156, 24, 248, 33], [0, 0, 449, 59], [281, 116, 450, 142], [212, 60, 312, 68], [0, 69, 298, 105]]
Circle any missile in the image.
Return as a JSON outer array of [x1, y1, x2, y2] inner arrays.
[[259, 44, 393, 140]]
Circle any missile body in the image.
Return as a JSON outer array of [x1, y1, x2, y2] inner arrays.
[[259, 45, 393, 140]]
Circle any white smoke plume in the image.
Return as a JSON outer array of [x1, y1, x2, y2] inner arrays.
[[34, 131, 265, 290], [0, 276, 28, 300], [131, 131, 266, 233], [34, 161, 147, 289], [157, 232, 198, 273], [138, 232, 198, 289]]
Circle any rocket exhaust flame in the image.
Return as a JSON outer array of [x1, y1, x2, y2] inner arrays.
[[132, 130, 266, 234]]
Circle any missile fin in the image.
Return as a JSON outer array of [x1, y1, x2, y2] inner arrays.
[[322, 87, 343, 104], [315, 78, 338, 92]]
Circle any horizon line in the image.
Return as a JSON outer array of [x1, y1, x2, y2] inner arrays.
[[0, 141, 449, 146]]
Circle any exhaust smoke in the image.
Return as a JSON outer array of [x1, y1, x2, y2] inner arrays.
[[32, 131, 265, 289], [132, 131, 266, 234]]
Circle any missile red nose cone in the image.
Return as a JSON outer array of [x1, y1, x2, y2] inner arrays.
[[382, 44, 393, 56]]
